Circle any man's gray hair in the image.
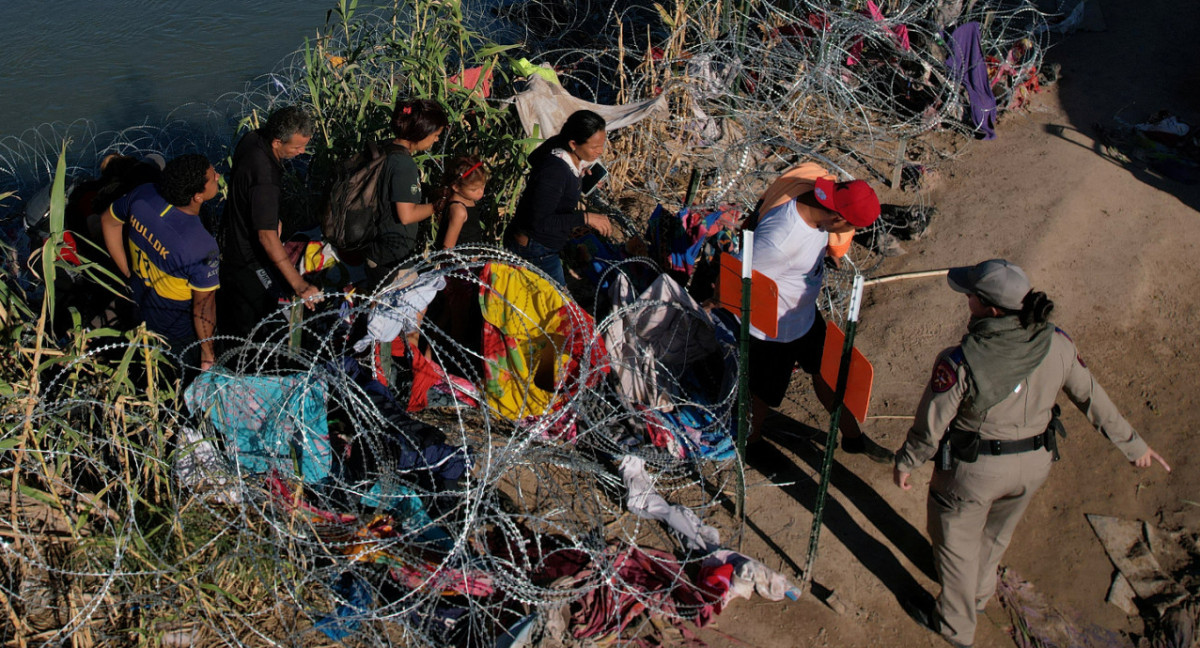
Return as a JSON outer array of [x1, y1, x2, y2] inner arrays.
[[263, 105, 314, 144]]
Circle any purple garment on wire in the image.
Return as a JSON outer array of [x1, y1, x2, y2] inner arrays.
[[945, 22, 997, 140]]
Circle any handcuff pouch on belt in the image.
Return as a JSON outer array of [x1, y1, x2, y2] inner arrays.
[[936, 404, 1066, 470]]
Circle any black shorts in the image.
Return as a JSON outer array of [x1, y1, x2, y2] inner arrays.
[[748, 312, 827, 408]]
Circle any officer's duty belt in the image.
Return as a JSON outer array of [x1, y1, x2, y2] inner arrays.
[[982, 433, 1050, 456]]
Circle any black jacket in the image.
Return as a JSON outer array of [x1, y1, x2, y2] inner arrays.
[[507, 152, 586, 252]]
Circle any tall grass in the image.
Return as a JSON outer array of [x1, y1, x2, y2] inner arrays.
[[301, 0, 532, 238], [0, 147, 251, 644]]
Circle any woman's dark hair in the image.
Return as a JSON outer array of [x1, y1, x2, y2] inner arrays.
[[528, 110, 606, 166], [391, 99, 449, 142], [158, 154, 211, 207], [1018, 290, 1054, 327], [559, 110, 606, 147]]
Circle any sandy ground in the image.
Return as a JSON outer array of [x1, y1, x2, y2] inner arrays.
[[690, 1, 1200, 646]]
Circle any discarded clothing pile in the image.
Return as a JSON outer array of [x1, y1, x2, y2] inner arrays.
[[605, 273, 737, 460], [479, 262, 609, 438]]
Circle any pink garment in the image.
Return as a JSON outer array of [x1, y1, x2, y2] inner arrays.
[[390, 563, 495, 597], [638, 405, 684, 457], [846, 0, 912, 65], [266, 472, 356, 523]]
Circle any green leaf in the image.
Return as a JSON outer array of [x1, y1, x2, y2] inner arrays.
[[199, 583, 244, 607], [41, 142, 69, 324], [654, 3, 676, 29], [473, 43, 521, 61], [0, 478, 58, 507]]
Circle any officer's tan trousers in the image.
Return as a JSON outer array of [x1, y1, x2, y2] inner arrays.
[[927, 450, 1054, 646]]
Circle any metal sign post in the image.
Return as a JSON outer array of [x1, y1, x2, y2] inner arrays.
[[734, 230, 754, 527], [800, 273, 865, 593]]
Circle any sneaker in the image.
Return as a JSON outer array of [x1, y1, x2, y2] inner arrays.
[[840, 434, 895, 464]]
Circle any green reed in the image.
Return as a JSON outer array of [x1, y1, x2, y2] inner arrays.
[[302, 0, 533, 240], [0, 148, 255, 645], [1, 0, 571, 641]]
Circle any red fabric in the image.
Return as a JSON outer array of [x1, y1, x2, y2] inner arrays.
[[447, 66, 493, 99], [389, 563, 495, 597], [846, 1, 911, 66], [569, 545, 720, 640], [57, 231, 82, 266], [264, 471, 357, 524], [537, 548, 593, 583], [697, 562, 734, 615], [637, 406, 679, 455], [404, 341, 441, 412], [373, 343, 388, 385], [987, 40, 1043, 111]]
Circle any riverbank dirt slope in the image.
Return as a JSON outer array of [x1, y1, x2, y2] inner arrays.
[[694, 1, 1200, 646]]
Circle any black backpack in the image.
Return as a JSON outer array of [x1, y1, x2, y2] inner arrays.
[[321, 140, 399, 252]]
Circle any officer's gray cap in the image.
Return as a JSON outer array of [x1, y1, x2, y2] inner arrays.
[[946, 259, 1030, 311]]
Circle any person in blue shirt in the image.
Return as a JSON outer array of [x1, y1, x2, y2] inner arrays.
[[102, 154, 221, 370]]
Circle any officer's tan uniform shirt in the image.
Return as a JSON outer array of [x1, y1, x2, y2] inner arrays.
[[896, 327, 1148, 473]]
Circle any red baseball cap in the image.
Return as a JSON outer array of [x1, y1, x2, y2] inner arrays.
[[813, 178, 880, 228]]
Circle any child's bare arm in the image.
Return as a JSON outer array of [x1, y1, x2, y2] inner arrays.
[[441, 203, 468, 249]]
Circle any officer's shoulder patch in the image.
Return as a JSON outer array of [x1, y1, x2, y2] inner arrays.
[[947, 346, 966, 366], [931, 358, 958, 393], [1055, 327, 1084, 365]]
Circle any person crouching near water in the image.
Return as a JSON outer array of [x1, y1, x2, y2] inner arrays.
[[435, 156, 489, 250], [364, 98, 448, 287], [893, 259, 1170, 648], [503, 109, 614, 286]]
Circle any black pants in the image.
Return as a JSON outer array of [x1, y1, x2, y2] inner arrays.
[[217, 264, 284, 341]]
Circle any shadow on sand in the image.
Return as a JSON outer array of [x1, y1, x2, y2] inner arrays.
[[733, 411, 937, 608]]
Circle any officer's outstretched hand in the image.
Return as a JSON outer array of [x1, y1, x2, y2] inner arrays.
[[893, 467, 912, 491], [1134, 447, 1171, 472]]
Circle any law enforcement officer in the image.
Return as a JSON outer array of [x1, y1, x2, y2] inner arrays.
[[892, 259, 1170, 648]]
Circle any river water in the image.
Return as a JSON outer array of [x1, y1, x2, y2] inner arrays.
[[0, 0, 331, 139]]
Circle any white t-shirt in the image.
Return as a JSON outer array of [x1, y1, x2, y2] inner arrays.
[[749, 198, 828, 342]]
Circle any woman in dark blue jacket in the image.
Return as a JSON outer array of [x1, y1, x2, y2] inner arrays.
[[504, 110, 613, 285]]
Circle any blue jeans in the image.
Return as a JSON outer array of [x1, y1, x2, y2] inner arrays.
[[506, 237, 566, 286]]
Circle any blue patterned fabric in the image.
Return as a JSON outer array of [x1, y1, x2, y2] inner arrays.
[[185, 370, 332, 482]]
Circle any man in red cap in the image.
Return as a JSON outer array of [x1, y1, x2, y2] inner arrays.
[[746, 174, 892, 462]]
